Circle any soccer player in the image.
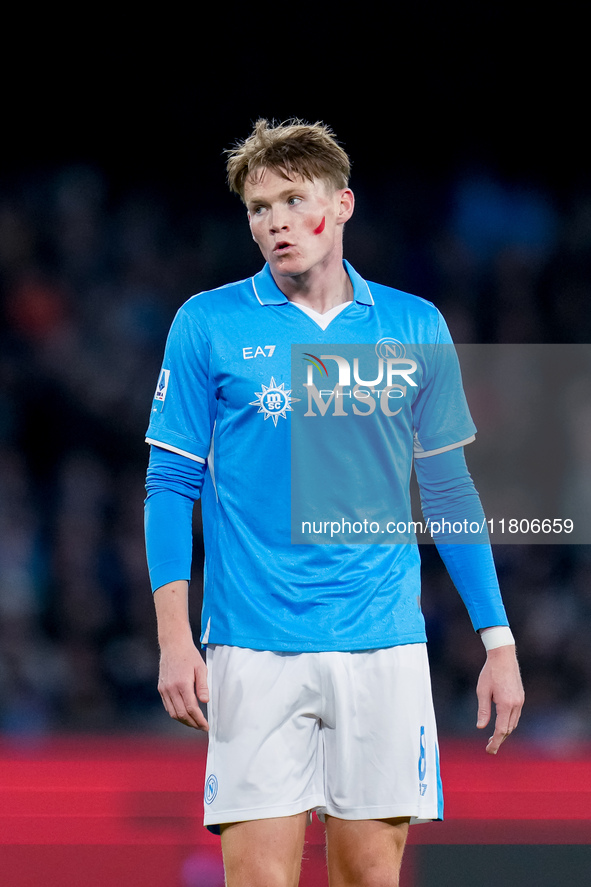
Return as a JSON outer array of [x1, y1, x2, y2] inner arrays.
[[144, 120, 524, 887]]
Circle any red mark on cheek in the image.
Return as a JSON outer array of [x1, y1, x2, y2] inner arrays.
[[313, 216, 326, 235]]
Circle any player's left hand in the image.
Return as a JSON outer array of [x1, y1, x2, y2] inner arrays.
[[476, 645, 525, 754]]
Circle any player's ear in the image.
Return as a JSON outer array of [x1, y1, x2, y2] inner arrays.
[[337, 189, 355, 225]]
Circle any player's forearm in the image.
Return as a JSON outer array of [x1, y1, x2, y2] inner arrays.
[[415, 446, 509, 630], [153, 580, 194, 647], [435, 542, 508, 629], [145, 486, 194, 591]]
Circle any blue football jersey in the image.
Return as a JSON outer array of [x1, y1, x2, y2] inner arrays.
[[146, 261, 477, 651]]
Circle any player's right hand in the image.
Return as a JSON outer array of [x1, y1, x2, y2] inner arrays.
[[157, 638, 209, 731]]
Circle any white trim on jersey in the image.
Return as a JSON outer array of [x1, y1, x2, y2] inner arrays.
[[201, 617, 211, 645], [360, 275, 374, 305], [145, 438, 207, 463], [252, 265, 374, 309], [251, 277, 264, 306], [413, 434, 476, 459], [292, 300, 351, 330], [206, 424, 218, 502]]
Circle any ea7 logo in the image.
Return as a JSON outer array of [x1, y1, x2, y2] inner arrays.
[[243, 345, 276, 359]]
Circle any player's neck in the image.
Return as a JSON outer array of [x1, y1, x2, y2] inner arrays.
[[273, 256, 353, 315]]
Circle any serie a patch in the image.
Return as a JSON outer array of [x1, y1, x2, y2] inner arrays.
[[154, 368, 170, 411]]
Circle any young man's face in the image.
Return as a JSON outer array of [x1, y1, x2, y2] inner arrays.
[[243, 167, 354, 280]]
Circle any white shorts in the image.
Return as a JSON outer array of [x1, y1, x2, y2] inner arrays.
[[203, 644, 443, 832]]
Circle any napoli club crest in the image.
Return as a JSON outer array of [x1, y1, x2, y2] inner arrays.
[[204, 774, 218, 805]]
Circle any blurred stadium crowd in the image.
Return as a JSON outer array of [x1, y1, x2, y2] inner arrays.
[[1, 161, 590, 751]]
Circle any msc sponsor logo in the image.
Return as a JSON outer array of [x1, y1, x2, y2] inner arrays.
[[249, 377, 301, 426]]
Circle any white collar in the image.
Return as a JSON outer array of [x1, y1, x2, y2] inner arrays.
[[291, 300, 351, 330]]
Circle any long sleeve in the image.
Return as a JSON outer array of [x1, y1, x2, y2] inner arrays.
[[144, 444, 207, 592], [414, 446, 509, 631]]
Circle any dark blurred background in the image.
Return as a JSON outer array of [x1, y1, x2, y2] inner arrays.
[[1, 5, 590, 751]]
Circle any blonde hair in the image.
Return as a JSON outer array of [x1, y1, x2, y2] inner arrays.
[[225, 118, 351, 200]]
